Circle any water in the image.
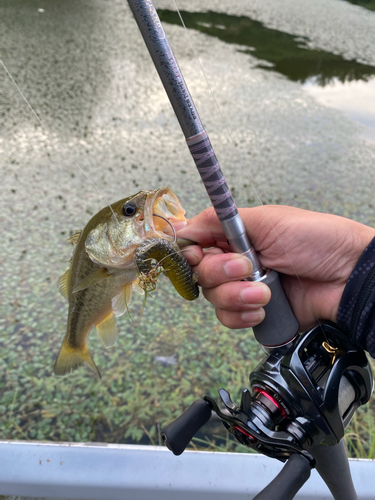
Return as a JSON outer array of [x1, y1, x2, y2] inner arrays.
[[1, 0, 375, 451], [158, 8, 375, 85], [158, 7, 375, 143], [342, 0, 375, 10], [304, 78, 375, 143]]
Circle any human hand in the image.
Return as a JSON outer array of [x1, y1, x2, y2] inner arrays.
[[177, 206, 375, 332]]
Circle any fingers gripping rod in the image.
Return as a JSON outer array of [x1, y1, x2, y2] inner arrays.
[[127, 0, 299, 346]]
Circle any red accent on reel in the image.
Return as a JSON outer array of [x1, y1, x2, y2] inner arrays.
[[233, 425, 255, 442], [253, 387, 288, 418]]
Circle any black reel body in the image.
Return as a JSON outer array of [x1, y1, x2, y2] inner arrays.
[[162, 323, 373, 464], [205, 323, 373, 463]]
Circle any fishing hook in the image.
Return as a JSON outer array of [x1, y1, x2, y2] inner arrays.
[[153, 213, 177, 243]]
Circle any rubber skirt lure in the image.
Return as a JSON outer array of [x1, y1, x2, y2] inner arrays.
[[134, 238, 199, 301]]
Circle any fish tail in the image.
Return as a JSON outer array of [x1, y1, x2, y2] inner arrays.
[[54, 335, 101, 379]]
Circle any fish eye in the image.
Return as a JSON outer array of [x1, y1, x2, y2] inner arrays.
[[122, 202, 137, 217]]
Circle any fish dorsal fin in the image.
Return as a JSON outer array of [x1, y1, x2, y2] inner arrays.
[[96, 312, 118, 348], [54, 335, 101, 379], [58, 269, 70, 299], [112, 283, 133, 318], [67, 230, 82, 245], [73, 267, 112, 293]]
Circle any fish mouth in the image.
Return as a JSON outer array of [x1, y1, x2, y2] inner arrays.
[[144, 187, 187, 239], [84, 188, 187, 269]]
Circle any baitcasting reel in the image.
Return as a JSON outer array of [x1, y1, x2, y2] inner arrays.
[[161, 323, 373, 466]]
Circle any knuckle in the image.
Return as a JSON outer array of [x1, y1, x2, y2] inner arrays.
[[202, 206, 217, 223], [216, 283, 232, 308]]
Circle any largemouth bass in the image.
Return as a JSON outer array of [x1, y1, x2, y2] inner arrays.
[[54, 187, 197, 378]]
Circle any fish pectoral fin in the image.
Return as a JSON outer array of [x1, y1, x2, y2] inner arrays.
[[67, 230, 82, 245], [96, 313, 118, 348], [132, 278, 145, 295], [58, 269, 70, 299], [112, 283, 133, 318], [54, 336, 101, 379], [73, 267, 112, 293]]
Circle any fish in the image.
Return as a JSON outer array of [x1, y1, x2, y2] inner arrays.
[[54, 187, 197, 379]]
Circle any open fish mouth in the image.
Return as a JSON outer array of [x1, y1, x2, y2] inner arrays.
[[84, 187, 188, 269], [144, 187, 187, 239]]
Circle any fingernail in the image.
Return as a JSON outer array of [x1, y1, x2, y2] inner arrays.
[[241, 309, 265, 323], [223, 255, 252, 279], [182, 248, 200, 266], [172, 220, 188, 230], [240, 283, 270, 305]]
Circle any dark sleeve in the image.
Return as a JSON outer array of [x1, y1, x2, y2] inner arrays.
[[337, 236, 375, 357]]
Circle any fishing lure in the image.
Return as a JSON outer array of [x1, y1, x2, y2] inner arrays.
[[135, 237, 199, 301]]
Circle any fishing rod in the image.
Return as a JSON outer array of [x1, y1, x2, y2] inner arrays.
[[126, 0, 298, 349], [126, 2, 373, 499]]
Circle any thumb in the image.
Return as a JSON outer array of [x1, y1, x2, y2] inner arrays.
[[177, 207, 227, 247]]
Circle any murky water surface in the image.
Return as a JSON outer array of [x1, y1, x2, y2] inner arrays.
[[159, 7, 375, 141], [1, 0, 375, 450], [342, 0, 375, 10], [159, 8, 375, 85]]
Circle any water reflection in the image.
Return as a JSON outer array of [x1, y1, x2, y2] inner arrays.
[[304, 78, 375, 142], [158, 9, 375, 86], [342, 0, 375, 11]]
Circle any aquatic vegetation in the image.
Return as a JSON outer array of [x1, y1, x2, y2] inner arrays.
[[0, 280, 264, 445]]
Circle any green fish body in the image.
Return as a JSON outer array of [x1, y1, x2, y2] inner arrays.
[[55, 187, 190, 378]]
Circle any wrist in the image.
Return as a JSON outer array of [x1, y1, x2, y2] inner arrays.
[[337, 235, 375, 357]]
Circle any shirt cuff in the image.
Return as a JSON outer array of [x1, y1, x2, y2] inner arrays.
[[337, 236, 375, 357]]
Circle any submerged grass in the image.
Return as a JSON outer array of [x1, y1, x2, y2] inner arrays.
[[0, 274, 264, 447], [1, 270, 374, 458]]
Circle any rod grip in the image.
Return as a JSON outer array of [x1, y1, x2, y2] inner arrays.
[[253, 454, 312, 500], [186, 132, 238, 221], [253, 270, 299, 347], [161, 399, 212, 456]]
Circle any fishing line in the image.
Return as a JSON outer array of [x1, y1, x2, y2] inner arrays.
[[171, 1, 323, 331], [0, 59, 116, 218], [1, 59, 179, 267]]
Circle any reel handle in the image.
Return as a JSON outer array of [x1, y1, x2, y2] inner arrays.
[[161, 399, 212, 456]]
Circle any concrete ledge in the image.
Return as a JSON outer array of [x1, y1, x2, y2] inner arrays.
[[0, 441, 374, 500]]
